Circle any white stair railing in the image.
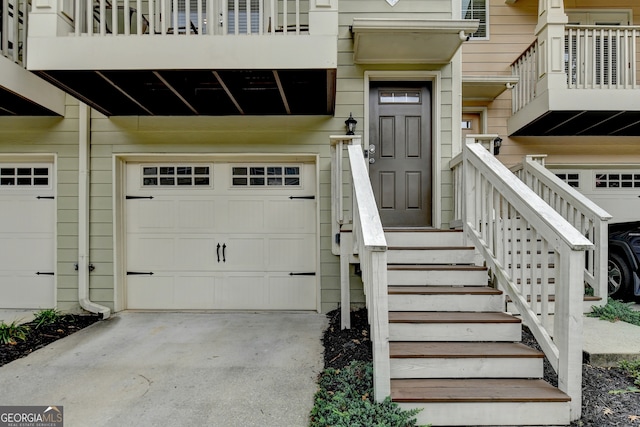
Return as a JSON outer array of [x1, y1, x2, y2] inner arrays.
[[77, 0, 308, 36], [453, 141, 592, 421], [512, 155, 612, 306], [1, 0, 29, 65], [330, 135, 390, 402]]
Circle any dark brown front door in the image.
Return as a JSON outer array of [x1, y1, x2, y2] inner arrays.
[[369, 82, 432, 227]]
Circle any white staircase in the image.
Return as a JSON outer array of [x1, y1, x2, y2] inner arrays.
[[385, 229, 571, 427]]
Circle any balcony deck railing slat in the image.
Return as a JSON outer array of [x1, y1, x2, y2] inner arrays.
[[1, 0, 29, 65], [71, 0, 307, 37]]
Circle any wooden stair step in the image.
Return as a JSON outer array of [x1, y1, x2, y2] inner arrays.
[[384, 228, 462, 233], [389, 342, 543, 359], [387, 265, 486, 271], [388, 246, 475, 251], [391, 378, 570, 403], [389, 311, 521, 324], [388, 286, 501, 295]]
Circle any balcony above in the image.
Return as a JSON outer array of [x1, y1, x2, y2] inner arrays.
[[26, 0, 338, 116], [1, 0, 65, 115], [509, 25, 640, 136]]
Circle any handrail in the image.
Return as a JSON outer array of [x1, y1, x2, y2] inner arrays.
[[461, 142, 591, 421], [514, 155, 612, 305], [330, 135, 390, 402], [511, 38, 538, 114]]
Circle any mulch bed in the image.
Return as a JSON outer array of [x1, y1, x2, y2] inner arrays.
[[0, 314, 100, 367], [322, 308, 640, 426]]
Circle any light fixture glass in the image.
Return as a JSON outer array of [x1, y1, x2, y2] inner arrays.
[[345, 113, 357, 135]]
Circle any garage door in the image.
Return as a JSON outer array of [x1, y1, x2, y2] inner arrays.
[[0, 163, 55, 309], [125, 162, 317, 310], [552, 168, 640, 223]]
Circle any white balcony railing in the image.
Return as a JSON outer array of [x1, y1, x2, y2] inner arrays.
[[330, 135, 390, 402], [451, 140, 592, 420], [73, 0, 309, 36], [511, 39, 538, 114], [512, 155, 612, 306], [566, 25, 638, 89], [1, 0, 29, 65], [511, 24, 640, 113]]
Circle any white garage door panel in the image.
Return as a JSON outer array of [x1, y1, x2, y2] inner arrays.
[[127, 199, 219, 232], [0, 235, 54, 270], [0, 275, 55, 308], [0, 167, 55, 309], [268, 276, 316, 310], [267, 236, 316, 271], [125, 162, 317, 310]]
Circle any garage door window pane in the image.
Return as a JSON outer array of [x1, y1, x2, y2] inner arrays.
[[594, 172, 640, 188], [232, 165, 302, 187], [142, 165, 211, 187], [0, 166, 50, 187], [555, 173, 580, 188]]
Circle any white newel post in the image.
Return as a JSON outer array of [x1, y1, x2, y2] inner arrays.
[[554, 248, 584, 421], [535, 0, 568, 97], [28, 0, 75, 38], [309, 0, 338, 36]]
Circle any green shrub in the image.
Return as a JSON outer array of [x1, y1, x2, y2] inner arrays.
[[309, 361, 425, 427], [0, 321, 29, 345], [588, 299, 640, 326], [33, 308, 63, 329], [620, 359, 640, 387]]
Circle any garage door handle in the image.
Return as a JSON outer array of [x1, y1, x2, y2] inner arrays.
[[127, 271, 154, 275], [36, 272, 55, 276], [289, 272, 316, 276], [289, 196, 315, 200], [222, 244, 226, 263]]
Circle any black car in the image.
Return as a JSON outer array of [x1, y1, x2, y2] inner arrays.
[[608, 221, 640, 298]]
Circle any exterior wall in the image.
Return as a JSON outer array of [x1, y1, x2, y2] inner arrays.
[[1, 0, 460, 314], [339, 0, 457, 227], [0, 95, 79, 312], [462, 0, 640, 168], [89, 114, 355, 313]]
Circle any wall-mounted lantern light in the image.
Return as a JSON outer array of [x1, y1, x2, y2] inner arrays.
[[493, 137, 503, 155], [345, 113, 357, 135]]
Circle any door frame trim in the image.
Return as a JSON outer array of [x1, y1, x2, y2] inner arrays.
[[364, 71, 442, 228], [112, 153, 320, 313]]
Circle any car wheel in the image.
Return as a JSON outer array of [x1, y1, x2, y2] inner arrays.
[[608, 253, 632, 297]]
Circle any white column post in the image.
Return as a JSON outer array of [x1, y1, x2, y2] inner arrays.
[[534, 0, 568, 97], [308, 0, 337, 36]]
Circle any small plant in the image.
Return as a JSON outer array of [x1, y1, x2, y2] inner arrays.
[[33, 308, 63, 329], [588, 298, 640, 326], [309, 361, 425, 427], [0, 321, 29, 345], [620, 359, 640, 387]]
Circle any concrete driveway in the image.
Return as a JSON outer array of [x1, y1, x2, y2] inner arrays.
[[0, 311, 327, 427]]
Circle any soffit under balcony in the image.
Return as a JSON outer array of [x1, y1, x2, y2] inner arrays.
[[0, 56, 65, 116], [509, 88, 640, 136], [462, 75, 519, 103], [36, 69, 336, 116], [512, 110, 640, 136], [351, 18, 480, 64]]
